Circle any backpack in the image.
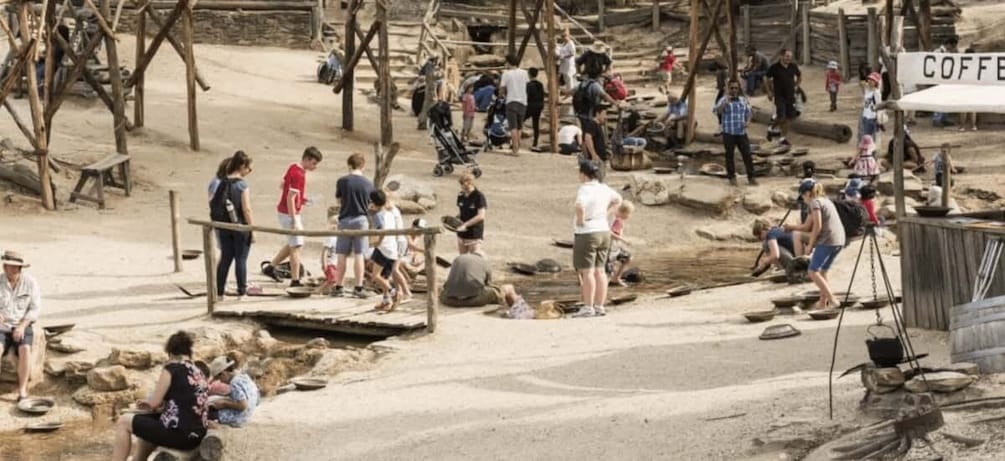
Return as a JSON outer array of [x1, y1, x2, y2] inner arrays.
[[572, 80, 597, 116], [833, 198, 868, 241], [210, 178, 239, 223], [604, 78, 627, 101]]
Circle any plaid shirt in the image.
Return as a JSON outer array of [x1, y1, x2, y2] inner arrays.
[[716, 96, 751, 136]]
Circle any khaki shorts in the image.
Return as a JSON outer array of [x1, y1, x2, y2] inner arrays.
[[573, 232, 611, 270], [658, 70, 672, 83], [440, 285, 503, 308]]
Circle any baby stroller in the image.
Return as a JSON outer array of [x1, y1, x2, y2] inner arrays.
[[316, 49, 343, 85], [428, 101, 482, 178], [483, 98, 511, 152]]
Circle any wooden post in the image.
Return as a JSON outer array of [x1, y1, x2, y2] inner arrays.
[[102, 0, 128, 155], [140, 4, 211, 91], [597, 0, 605, 32], [741, 4, 750, 49], [801, 3, 810, 66], [377, 0, 392, 146], [653, 0, 660, 31], [18, 2, 54, 210], [867, 7, 878, 71], [885, 0, 894, 44], [893, 110, 905, 218], [919, 0, 932, 51], [171, 190, 182, 272], [508, 0, 518, 57], [42, 0, 56, 110], [423, 233, 438, 332], [202, 225, 216, 313], [181, 0, 199, 150], [941, 146, 952, 208], [837, 8, 849, 81], [727, 0, 738, 80], [417, 66, 436, 130], [134, 8, 145, 127], [343, 0, 357, 130], [544, 0, 559, 154], [681, 0, 724, 144]]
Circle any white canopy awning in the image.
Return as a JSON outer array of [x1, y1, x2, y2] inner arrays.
[[897, 84, 1005, 113]]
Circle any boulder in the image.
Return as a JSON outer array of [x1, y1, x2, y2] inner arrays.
[[72, 385, 143, 407], [878, 170, 924, 200], [87, 365, 130, 392], [861, 367, 905, 394], [385, 174, 437, 206], [674, 177, 736, 214], [466, 54, 506, 67], [742, 190, 773, 215], [305, 338, 330, 350], [0, 329, 45, 390], [255, 330, 279, 352], [904, 371, 975, 393], [396, 199, 426, 215], [631, 174, 673, 206], [47, 337, 86, 354], [941, 362, 980, 376], [416, 196, 437, 210], [695, 228, 722, 241], [772, 191, 795, 208], [64, 361, 95, 386], [110, 349, 153, 369]]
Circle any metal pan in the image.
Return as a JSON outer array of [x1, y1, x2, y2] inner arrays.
[[24, 421, 63, 433], [290, 377, 328, 391]]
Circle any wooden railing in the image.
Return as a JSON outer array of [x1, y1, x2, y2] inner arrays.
[[187, 218, 444, 332], [416, 0, 450, 68]]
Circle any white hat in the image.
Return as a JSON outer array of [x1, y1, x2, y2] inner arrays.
[[827, 61, 838, 70], [1, 250, 29, 268], [208, 356, 235, 378]]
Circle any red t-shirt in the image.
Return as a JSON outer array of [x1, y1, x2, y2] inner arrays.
[[825, 70, 842, 92], [660, 54, 677, 72], [611, 217, 625, 237], [276, 163, 306, 215]]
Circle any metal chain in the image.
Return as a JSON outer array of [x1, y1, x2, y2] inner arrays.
[[870, 239, 882, 325]]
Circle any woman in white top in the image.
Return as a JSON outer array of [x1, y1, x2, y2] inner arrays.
[[571, 161, 622, 318], [859, 72, 882, 146]]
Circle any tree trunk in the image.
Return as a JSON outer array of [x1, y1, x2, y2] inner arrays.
[[750, 106, 853, 143]]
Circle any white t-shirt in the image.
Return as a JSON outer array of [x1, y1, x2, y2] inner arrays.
[[500, 68, 529, 105], [391, 206, 406, 246], [373, 209, 399, 260], [558, 125, 582, 145], [862, 88, 881, 120], [557, 41, 576, 74], [574, 181, 620, 234], [323, 237, 338, 266]]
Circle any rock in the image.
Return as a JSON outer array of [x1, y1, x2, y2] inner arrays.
[[861, 367, 904, 393], [742, 190, 773, 215], [695, 228, 719, 241], [385, 174, 437, 205], [0, 329, 45, 390], [772, 191, 795, 208], [674, 177, 736, 214], [904, 371, 975, 393], [87, 365, 130, 392], [72, 385, 143, 407], [417, 196, 437, 210], [631, 174, 673, 206], [151, 351, 169, 365], [878, 170, 924, 200], [305, 338, 330, 349], [64, 361, 95, 385], [246, 357, 271, 378], [110, 349, 153, 369], [255, 330, 279, 352], [942, 362, 980, 376], [466, 54, 505, 67], [396, 199, 426, 215]]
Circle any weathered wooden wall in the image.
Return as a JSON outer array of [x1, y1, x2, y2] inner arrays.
[[901, 211, 1005, 331], [117, 4, 316, 48]]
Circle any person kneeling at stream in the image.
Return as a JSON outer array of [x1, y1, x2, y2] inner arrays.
[[751, 218, 810, 283], [207, 351, 259, 429]]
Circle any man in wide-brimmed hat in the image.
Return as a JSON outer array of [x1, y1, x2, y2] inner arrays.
[[576, 40, 612, 79], [0, 250, 41, 401]]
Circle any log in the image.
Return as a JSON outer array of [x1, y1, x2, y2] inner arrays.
[[0, 163, 46, 196], [750, 106, 852, 143]]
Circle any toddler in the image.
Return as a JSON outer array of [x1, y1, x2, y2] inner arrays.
[[608, 201, 635, 286], [825, 61, 841, 112], [461, 85, 476, 142]]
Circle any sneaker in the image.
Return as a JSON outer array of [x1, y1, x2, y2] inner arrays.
[[331, 286, 345, 297], [262, 264, 281, 283], [594, 306, 607, 317], [748, 177, 759, 186], [571, 306, 596, 318], [728, 177, 738, 186], [290, 280, 302, 288], [352, 288, 370, 299]]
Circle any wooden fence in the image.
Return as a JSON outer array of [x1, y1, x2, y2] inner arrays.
[[187, 218, 444, 332], [900, 210, 1005, 331]]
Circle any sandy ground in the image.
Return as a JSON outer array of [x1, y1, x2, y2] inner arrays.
[[0, 22, 1003, 459]]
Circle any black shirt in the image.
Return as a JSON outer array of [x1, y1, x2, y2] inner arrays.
[[526, 80, 545, 113], [767, 62, 801, 102], [457, 189, 487, 240], [335, 174, 375, 220]]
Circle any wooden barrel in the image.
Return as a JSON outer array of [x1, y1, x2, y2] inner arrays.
[[950, 294, 1005, 373]]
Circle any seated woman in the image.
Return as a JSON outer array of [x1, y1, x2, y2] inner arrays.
[[112, 331, 209, 461], [751, 218, 808, 280], [208, 351, 260, 428]]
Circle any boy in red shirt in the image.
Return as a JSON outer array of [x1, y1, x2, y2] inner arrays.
[[825, 61, 842, 112], [263, 147, 323, 286]]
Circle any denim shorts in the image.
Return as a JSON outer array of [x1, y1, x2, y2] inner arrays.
[[809, 245, 843, 272], [1, 325, 34, 355], [335, 215, 369, 256]]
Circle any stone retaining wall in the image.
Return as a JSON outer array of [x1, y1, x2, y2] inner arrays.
[[117, 8, 314, 49]]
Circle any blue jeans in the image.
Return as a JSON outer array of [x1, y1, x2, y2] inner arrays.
[[217, 230, 251, 295], [623, 137, 647, 148], [858, 117, 878, 143], [744, 70, 765, 95], [809, 245, 843, 272]]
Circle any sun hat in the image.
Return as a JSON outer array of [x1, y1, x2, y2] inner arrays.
[[798, 178, 817, 195], [412, 218, 427, 229], [591, 41, 608, 53], [1, 250, 29, 268], [827, 61, 838, 70], [845, 177, 863, 198], [859, 134, 875, 150], [867, 72, 882, 84], [208, 356, 235, 378]]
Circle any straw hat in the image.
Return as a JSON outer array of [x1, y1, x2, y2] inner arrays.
[[1, 250, 29, 268], [534, 301, 564, 320], [208, 356, 235, 378], [591, 41, 608, 54]]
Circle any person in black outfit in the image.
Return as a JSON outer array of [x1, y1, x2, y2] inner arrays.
[[765, 49, 801, 146], [112, 331, 209, 461], [525, 67, 546, 148], [455, 172, 487, 255], [210, 151, 255, 298]]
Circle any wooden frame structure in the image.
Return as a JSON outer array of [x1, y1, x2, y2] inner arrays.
[[126, 0, 209, 151], [1, 0, 129, 210]]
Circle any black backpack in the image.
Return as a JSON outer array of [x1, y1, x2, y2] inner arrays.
[[210, 178, 239, 223], [833, 198, 868, 241], [573, 80, 597, 116]]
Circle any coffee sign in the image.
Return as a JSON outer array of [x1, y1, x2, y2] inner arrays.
[[898, 52, 1005, 87]]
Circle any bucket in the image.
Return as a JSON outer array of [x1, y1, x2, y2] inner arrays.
[[949, 294, 1005, 373]]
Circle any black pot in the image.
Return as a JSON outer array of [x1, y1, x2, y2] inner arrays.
[[866, 324, 904, 367]]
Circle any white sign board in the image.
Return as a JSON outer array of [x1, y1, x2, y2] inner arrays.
[[898, 52, 1005, 87]]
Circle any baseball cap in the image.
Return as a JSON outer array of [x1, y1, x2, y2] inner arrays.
[[798, 178, 816, 195]]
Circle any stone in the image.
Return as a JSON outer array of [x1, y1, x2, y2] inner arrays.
[[771, 191, 795, 208], [631, 174, 673, 206], [87, 365, 130, 392], [941, 362, 980, 376], [674, 177, 736, 214], [466, 54, 506, 67], [255, 330, 279, 352], [385, 174, 437, 205], [48, 341, 85, 354], [742, 190, 773, 215], [396, 199, 426, 215], [72, 385, 143, 407], [878, 170, 924, 200], [904, 371, 975, 393], [861, 367, 905, 394], [151, 351, 169, 365], [695, 228, 719, 241], [417, 196, 437, 210], [117, 9, 313, 49], [110, 349, 153, 369], [305, 338, 330, 350], [64, 361, 95, 386], [0, 329, 45, 390]]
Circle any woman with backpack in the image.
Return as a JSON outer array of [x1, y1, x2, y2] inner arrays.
[[210, 151, 255, 299], [784, 180, 846, 311]]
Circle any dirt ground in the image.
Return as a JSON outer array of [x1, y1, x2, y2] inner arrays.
[[1, 17, 1005, 460]]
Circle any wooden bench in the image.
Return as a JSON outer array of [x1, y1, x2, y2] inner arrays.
[[69, 153, 132, 209]]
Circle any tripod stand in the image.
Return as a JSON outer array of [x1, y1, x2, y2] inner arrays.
[[826, 224, 928, 419]]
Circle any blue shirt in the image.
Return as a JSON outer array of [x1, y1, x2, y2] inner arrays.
[[666, 101, 688, 118], [715, 96, 751, 135], [474, 85, 496, 111], [763, 226, 795, 255], [217, 373, 259, 428]]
